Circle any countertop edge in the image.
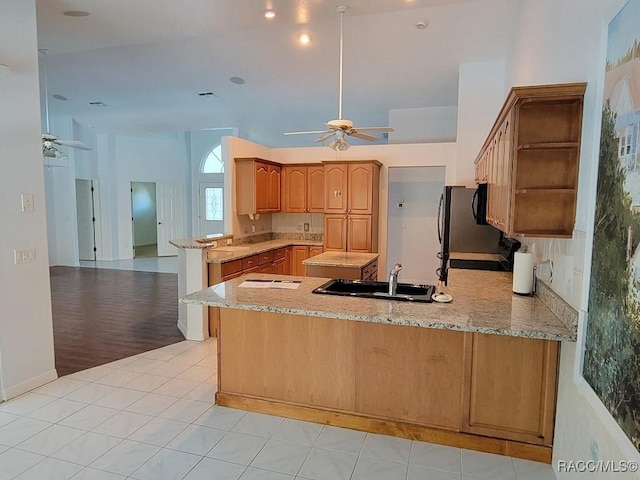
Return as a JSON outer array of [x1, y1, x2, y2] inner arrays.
[[180, 296, 576, 342]]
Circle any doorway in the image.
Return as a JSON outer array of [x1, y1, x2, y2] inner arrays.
[[131, 181, 158, 258], [76, 179, 97, 261], [386, 166, 445, 285]]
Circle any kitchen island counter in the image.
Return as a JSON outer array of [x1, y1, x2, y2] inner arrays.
[[181, 269, 576, 341]]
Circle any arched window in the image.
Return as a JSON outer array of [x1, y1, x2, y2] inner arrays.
[[202, 144, 224, 173]]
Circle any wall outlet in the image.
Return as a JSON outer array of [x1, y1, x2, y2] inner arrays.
[[14, 248, 35, 264], [226, 238, 233, 245], [304, 222, 310, 232], [251, 225, 256, 233]]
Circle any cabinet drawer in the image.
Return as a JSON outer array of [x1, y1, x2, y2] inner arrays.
[[258, 251, 275, 265], [273, 248, 286, 260], [362, 260, 378, 280], [242, 255, 259, 270], [221, 259, 243, 276]]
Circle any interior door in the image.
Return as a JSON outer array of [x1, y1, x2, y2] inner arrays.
[[156, 183, 184, 256], [75, 179, 96, 261], [199, 182, 224, 237]]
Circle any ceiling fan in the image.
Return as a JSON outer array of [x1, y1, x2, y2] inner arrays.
[[39, 50, 91, 158], [284, 5, 394, 150]]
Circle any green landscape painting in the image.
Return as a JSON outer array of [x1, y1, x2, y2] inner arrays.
[[584, 0, 640, 452]]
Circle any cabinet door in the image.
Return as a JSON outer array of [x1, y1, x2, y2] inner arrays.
[[347, 163, 374, 214], [463, 333, 558, 446], [324, 164, 348, 213], [307, 166, 325, 212], [356, 323, 466, 430], [309, 246, 323, 257], [282, 166, 307, 213], [323, 215, 347, 251], [255, 162, 270, 213], [291, 246, 310, 276], [347, 215, 372, 253], [268, 165, 281, 212]]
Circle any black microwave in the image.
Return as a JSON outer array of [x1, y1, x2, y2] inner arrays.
[[472, 183, 489, 225]]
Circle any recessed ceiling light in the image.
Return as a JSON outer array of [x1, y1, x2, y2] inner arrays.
[[298, 33, 311, 45], [52, 94, 67, 101], [229, 76, 245, 85], [416, 20, 429, 30], [263, 9, 276, 19], [63, 10, 90, 17]]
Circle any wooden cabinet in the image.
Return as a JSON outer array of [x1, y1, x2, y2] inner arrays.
[[463, 333, 558, 446], [291, 245, 323, 276], [474, 83, 586, 237], [356, 323, 467, 430], [235, 158, 281, 215], [322, 161, 381, 253], [282, 164, 324, 213], [305, 257, 378, 281]]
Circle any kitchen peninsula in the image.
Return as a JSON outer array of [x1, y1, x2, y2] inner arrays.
[[182, 269, 576, 463]]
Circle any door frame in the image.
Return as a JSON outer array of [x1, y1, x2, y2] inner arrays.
[[75, 178, 102, 262]]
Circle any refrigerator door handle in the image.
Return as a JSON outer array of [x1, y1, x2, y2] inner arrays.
[[471, 188, 478, 221], [437, 193, 444, 244]]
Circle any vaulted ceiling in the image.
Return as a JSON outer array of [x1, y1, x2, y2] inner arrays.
[[36, 0, 518, 147]]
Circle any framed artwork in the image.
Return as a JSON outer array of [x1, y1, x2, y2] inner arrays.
[[585, 0, 640, 452]]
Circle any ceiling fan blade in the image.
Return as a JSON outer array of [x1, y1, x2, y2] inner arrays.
[[348, 131, 378, 142], [315, 132, 336, 143], [350, 127, 395, 133], [284, 130, 331, 136], [57, 140, 92, 151]]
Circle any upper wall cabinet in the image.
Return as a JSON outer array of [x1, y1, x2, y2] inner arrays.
[[324, 161, 380, 215], [475, 83, 587, 238], [236, 158, 281, 215], [282, 164, 325, 213]]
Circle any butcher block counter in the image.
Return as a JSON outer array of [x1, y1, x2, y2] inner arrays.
[[181, 269, 577, 464]]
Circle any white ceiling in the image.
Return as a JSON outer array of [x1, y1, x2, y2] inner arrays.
[[35, 0, 518, 147]]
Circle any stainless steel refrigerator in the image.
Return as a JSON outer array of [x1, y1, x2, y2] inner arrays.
[[437, 186, 502, 283]]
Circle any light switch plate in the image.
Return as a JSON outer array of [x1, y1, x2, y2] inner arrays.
[[21, 193, 34, 213]]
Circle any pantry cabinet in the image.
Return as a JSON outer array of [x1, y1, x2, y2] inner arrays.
[[475, 83, 586, 237], [235, 158, 281, 215], [282, 164, 324, 213], [322, 160, 381, 253]]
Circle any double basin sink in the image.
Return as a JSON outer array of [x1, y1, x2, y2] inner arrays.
[[312, 279, 436, 303]]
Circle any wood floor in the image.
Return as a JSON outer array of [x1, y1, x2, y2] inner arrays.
[[50, 266, 184, 376]]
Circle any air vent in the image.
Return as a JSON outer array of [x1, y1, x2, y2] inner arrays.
[[89, 101, 108, 107], [198, 92, 217, 97]]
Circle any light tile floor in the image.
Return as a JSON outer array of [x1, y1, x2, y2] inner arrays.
[[0, 339, 557, 480]]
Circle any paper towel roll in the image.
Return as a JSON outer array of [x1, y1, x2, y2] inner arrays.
[[512, 251, 534, 294]]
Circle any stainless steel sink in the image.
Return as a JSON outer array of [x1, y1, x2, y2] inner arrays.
[[312, 279, 435, 303]]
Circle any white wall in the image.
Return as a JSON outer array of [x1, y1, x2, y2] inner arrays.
[[386, 166, 446, 284], [506, 0, 640, 476], [0, 0, 57, 400], [456, 60, 506, 186], [388, 106, 458, 144]]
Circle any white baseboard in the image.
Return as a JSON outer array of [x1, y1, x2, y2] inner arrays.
[[2, 369, 58, 401]]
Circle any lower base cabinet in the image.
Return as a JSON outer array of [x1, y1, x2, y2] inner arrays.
[[216, 308, 559, 461], [463, 333, 558, 446]]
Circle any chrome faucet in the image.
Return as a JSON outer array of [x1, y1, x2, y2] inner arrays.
[[388, 263, 403, 296]]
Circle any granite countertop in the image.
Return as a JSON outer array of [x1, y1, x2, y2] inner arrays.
[[449, 252, 502, 261], [181, 269, 577, 341], [205, 239, 324, 264], [170, 235, 232, 249], [302, 252, 379, 268]]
